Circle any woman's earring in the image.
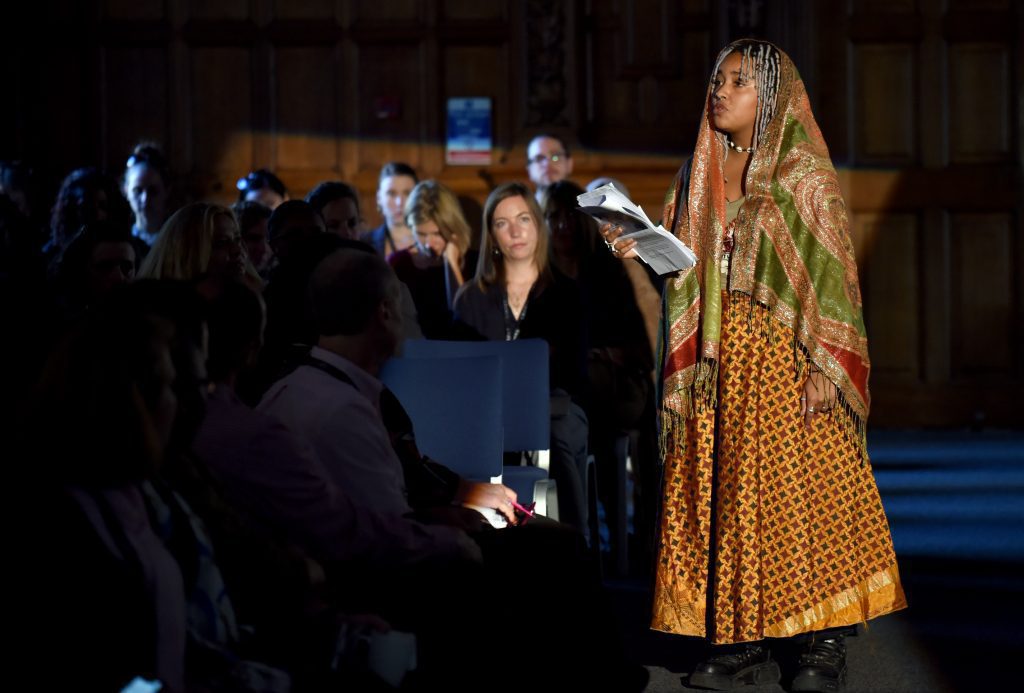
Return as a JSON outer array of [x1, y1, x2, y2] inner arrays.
[[492, 246, 502, 257]]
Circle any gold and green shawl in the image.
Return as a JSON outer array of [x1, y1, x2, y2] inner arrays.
[[659, 42, 870, 457]]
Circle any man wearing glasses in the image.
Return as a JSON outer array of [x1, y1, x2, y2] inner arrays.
[[526, 134, 574, 207]]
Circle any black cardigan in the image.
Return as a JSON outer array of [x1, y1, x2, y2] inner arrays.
[[453, 267, 587, 398]]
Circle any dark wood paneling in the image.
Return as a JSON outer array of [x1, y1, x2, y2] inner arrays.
[[951, 213, 1014, 375], [856, 213, 921, 380], [102, 45, 168, 169], [948, 43, 1011, 163], [103, 0, 163, 20], [354, 42, 426, 170], [190, 47, 252, 174], [188, 0, 249, 21], [274, 46, 338, 170], [853, 44, 917, 165], [355, 0, 420, 22], [443, 0, 506, 21], [272, 0, 335, 20]]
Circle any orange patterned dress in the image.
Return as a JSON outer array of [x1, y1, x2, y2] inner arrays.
[[651, 292, 906, 643]]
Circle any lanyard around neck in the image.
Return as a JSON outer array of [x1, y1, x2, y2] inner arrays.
[[502, 294, 529, 341]]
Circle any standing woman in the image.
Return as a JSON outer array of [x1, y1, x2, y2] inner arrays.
[[361, 162, 418, 256], [455, 182, 590, 537], [605, 40, 905, 691], [392, 180, 476, 338], [123, 142, 172, 249]]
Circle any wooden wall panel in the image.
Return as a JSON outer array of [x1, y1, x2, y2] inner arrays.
[[948, 43, 1010, 163], [950, 213, 1013, 375], [191, 48, 252, 175], [273, 46, 338, 171], [856, 213, 921, 380], [579, 1, 695, 151], [443, 0, 505, 21], [103, 0, 164, 20], [272, 0, 335, 20], [853, 44, 917, 164], [188, 0, 250, 21], [355, 0, 419, 22], [102, 46, 168, 170], [948, 0, 1009, 8], [36, 46, 93, 169], [854, 0, 916, 11], [622, 0, 679, 72], [354, 43, 426, 170]]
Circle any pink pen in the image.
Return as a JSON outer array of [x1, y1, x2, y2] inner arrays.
[[511, 500, 536, 518]]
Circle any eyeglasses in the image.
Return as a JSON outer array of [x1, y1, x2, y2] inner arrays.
[[527, 152, 566, 166]]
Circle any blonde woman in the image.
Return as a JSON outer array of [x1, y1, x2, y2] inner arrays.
[[389, 180, 476, 337], [139, 202, 261, 289]]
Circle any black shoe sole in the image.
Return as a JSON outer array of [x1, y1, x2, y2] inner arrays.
[[791, 667, 847, 692], [689, 661, 782, 690]]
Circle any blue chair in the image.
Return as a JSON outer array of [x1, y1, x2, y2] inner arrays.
[[380, 355, 503, 482], [400, 339, 560, 519]]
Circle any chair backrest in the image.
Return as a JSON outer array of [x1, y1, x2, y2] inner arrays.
[[379, 354, 503, 482], [402, 338, 550, 452]]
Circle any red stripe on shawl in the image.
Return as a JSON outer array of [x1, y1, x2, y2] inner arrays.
[[663, 332, 698, 379], [821, 341, 869, 405]]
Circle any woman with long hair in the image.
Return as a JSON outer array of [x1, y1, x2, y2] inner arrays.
[[455, 182, 590, 536], [139, 202, 261, 289], [605, 40, 905, 691], [392, 180, 476, 337]]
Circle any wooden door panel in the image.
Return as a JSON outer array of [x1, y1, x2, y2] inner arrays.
[[274, 46, 338, 171]]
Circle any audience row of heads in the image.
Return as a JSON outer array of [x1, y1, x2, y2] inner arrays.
[[6, 135, 621, 293]]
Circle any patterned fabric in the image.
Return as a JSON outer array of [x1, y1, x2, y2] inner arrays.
[[652, 294, 905, 643], [659, 41, 870, 458]]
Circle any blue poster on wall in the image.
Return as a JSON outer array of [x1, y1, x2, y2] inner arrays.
[[446, 97, 492, 165]]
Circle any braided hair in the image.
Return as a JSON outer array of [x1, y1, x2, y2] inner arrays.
[[710, 40, 782, 150]]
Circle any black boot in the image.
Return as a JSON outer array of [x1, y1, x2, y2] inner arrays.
[[791, 637, 847, 692], [688, 644, 781, 690]]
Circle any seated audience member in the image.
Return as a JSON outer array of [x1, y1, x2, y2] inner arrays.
[[24, 285, 187, 692], [46, 167, 134, 270], [390, 180, 477, 338], [306, 180, 362, 240], [259, 247, 514, 523], [1, 159, 46, 243], [121, 280, 347, 689], [54, 219, 137, 321], [259, 248, 647, 690], [237, 168, 289, 210], [361, 162, 418, 256], [267, 199, 327, 267], [246, 230, 421, 405], [123, 142, 172, 249], [232, 200, 273, 276], [546, 180, 659, 569], [196, 277, 477, 567], [454, 182, 591, 537], [139, 201, 261, 289], [526, 133, 574, 208]]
